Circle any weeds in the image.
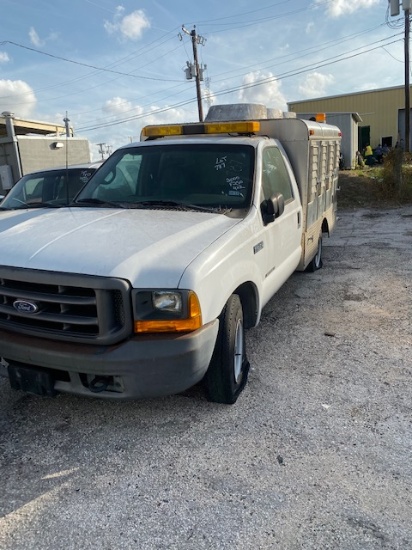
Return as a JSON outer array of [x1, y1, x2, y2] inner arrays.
[[343, 150, 412, 206], [338, 151, 412, 208], [380, 149, 412, 203]]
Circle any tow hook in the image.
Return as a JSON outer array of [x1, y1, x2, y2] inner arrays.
[[89, 376, 110, 393]]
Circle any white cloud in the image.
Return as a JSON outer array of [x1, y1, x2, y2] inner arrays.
[[101, 100, 189, 128], [104, 9, 150, 41], [0, 80, 37, 118], [237, 71, 287, 110], [28, 27, 58, 48], [314, 0, 381, 18], [120, 10, 151, 39], [0, 52, 10, 63], [103, 97, 134, 115], [29, 27, 43, 47], [298, 72, 334, 98], [143, 106, 188, 126], [114, 5, 125, 16]]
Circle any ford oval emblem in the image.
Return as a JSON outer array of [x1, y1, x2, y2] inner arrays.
[[13, 300, 39, 314]]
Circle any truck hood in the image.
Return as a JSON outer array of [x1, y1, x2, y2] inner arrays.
[[0, 207, 240, 287]]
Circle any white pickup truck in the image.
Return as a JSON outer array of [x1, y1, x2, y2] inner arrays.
[[0, 104, 341, 404]]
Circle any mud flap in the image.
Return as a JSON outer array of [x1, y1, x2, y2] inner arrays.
[[8, 363, 57, 397]]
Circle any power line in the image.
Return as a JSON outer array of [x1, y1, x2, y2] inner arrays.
[[209, 38, 403, 101], [195, 0, 293, 25], [1, 20, 396, 112], [1, 40, 183, 84], [208, 23, 395, 87], [0, 4, 392, 107], [77, 35, 402, 133]]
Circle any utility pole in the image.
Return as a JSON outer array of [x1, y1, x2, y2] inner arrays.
[[389, 0, 411, 152], [97, 143, 106, 160], [404, 5, 410, 152], [63, 113, 71, 137], [181, 25, 206, 122]]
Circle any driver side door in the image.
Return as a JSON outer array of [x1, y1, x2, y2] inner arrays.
[[260, 145, 302, 302]]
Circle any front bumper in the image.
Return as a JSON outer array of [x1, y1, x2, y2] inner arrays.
[[0, 320, 219, 400]]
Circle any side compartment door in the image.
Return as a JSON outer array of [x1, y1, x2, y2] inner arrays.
[[308, 140, 331, 224], [317, 141, 328, 218], [260, 146, 302, 300]]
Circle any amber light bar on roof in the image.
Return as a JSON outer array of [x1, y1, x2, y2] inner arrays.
[[141, 120, 260, 139]]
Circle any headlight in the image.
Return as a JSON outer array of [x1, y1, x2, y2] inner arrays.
[[133, 290, 202, 334], [152, 291, 182, 313]]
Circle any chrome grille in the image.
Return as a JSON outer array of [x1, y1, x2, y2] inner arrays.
[[0, 267, 132, 344]]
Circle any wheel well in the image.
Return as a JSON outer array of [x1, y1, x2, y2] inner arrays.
[[233, 282, 258, 329]]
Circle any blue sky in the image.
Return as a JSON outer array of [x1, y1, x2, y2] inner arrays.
[[0, 0, 406, 158]]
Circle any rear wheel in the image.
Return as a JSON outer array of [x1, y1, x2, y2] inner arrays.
[[306, 236, 323, 272], [204, 294, 250, 404]]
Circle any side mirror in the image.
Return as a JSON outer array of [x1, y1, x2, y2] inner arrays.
[[261, 193, 285, 225]]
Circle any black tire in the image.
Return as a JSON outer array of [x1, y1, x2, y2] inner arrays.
[[306, 236, 323, 272], [204, 294, 250, 404]]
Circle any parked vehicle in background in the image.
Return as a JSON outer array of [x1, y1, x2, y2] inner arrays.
[[0, 161, 103, 208]]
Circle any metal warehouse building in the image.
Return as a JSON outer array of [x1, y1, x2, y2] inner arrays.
[[288, 85, 410, 167]]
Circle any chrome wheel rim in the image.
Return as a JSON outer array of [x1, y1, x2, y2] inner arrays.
[[233, 318, 244, 383], [315, 238, 322, 267]]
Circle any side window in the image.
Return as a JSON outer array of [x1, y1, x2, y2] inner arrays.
[[261, 147, 294, 202]]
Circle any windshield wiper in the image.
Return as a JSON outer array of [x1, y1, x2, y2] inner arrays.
[[73, 198, 126, 208], [28, 202, 62, 208], [132, 200, 229, 213], [135, 200, 188, 208], [1, 202, 62, 210], [72, 198, 230, 214]]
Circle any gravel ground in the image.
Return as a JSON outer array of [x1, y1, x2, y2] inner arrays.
[[0, 206, 411, 550]]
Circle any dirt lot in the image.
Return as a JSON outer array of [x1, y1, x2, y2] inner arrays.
[[337, 171, 381, 208], [0, 184, 411, 549]]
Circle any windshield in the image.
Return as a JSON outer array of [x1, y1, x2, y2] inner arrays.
[[75, 144, 255, 212], [0, 167, 96, 210]]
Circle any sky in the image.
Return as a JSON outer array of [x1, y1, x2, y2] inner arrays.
[[0, 0, 407, 159]]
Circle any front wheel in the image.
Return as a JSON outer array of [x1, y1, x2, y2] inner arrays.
[[306, 236, 323, 272], [204, 294, 250, 404]]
